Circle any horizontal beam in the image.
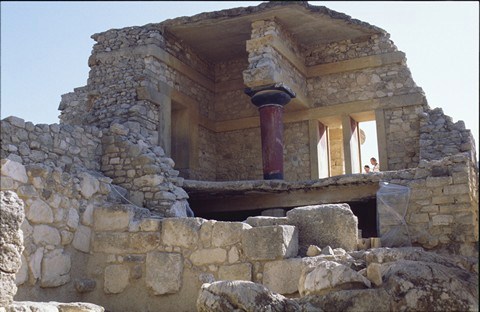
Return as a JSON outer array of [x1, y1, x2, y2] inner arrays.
[[190, 183, 379, 214]]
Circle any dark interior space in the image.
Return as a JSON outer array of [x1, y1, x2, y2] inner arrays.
[[193, 197, 377, 238]]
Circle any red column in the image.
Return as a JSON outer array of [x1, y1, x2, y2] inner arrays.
[[245, 84, 295, 180]]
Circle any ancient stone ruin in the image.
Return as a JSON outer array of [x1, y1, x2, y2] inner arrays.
[[1, 2, 478, 311]]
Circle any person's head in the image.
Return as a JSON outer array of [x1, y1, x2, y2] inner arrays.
[[364, 165, 370, 173], [370, 157, 377, 165]]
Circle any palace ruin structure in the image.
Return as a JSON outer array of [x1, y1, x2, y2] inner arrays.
[[1, 2, 478, 311]]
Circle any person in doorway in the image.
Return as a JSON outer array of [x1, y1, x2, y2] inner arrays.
[[364, 165, 371, 173], [370, 157, 380, 172]]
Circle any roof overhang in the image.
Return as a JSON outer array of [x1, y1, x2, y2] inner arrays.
[[161, 1, 386, 62]]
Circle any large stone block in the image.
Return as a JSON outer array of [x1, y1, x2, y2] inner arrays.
[[212, 221, 251, 247], [40, 249, 71, 287], [79, 171, 100, 199], [93, 204, 134, 231], [263, 258, 304, 295], [218, 263, 252, 281], [26, 199, 54, 224], [161, 218, 205, 248], [146, 252, 183, 295], [287, 204, 358, 253], [244, 216, 289, 227], [72, 225, 92, 253], [104, 264, 129, 294], [242, 225, 298, 261], [1, 159, 28, 183], [92, 232, 159, 254], [190, 248, 227, 266], [33, 224, 61, 246]]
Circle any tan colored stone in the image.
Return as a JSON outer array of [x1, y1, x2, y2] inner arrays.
[[146, 252, 182, 295], [190, 248, 227, 266], [367, 263, 383, 286], [41, 249, 71, 287], [1, 159, 28, 183], [72, 225, 92, 253], [218, 263, 252, 281], [212, 221, 251, 247], [27, 199, 54, 224], [79, 171, 100, 199], [161, 218, 204, 248], [263, 258, 304, 295], [242, 225, 298, 261], [104, 264, 129, 294], [33, 224, 61, 246], [93, 204, 134, 231]]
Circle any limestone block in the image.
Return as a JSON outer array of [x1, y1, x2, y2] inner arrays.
[[218, 263, 252, 281], [79, 172, 100, 199], [367, 263, 383, 286], [72, 225, 92, 253], [306, 245, 322, 257], [33, 225, 61, 246], [138, 218, 162, 232], [298, 261, 371, 296], [212, 222, 251, 247], [287, 204, 358, 252], [190, 248, 227, 266], [104, 264, 129, 294], [26, 199, 54, 224], [242, 225, 298, 261], [41, 249, 71, 287], [432, 215, 454, 226], [0, 243, 22, 273], [200, 220, 216, 247], [67, 208, 80, 230], [92, 232, 159, 254], [29, 247, 44, 280], [161, 218, 204, 248], [60, 230, 74, 245], [93, 204, 134, 231], [0, 271, 16, 307], [245, 216, 289, 227], [228, 246, 240, 263], [81, 204, 94, 226], [263, 258, 305, 294], [15, 254, 29, 286], [133, 174, 164, 188], [1, 159, 28, 183], [146, 252, 183, 295]]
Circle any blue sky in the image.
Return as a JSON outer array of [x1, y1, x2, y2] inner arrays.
[[1, 1, 478, 161]]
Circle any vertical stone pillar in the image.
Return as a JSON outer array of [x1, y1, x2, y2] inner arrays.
[[245, 83, 295, 180]]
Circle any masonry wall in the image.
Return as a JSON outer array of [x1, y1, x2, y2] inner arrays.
[[1, 116, 101, 171]]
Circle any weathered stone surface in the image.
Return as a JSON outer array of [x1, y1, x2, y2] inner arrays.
[[104, 264, 129, 294], [8, 301, 105, 312], [190, 248, 227, 266], [93, 204, 134, 231], [242, 225, 298, 260], [40, 249, 71, 287], [33, 225, 61, 246], [212, 221, 251, 247], [197, 280, 300, 312], [218, 263, 252, 281], [15, 255, 28, 286], [298, 260, 371, 296], [79, 171, 100, 199], [287, 204, 358, 253], [161, 218, 204, 248], [1, 159, 28, 183], [263, 258, 304, 295], [306, 245, 322, 257], [72, 225, 92, 253], [146, 252, 183, 295], [244, 216, 289, 227], [26, 199, 54, 224]]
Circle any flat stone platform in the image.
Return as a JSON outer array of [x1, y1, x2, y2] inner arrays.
[[184, 173, 386, 215]]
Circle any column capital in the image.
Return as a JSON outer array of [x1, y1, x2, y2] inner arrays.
[[244, 83, 296, 108]]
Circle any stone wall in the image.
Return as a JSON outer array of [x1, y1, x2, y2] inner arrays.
[[378, 153, 478, 256], [100, 123, 190, 217], [197, 126, 217, 181], [284, 121, 311, 181], [420, 107, 477, 163], [1, 158, 144, 302], [305, 33, 397, 65], [1, 116, 101, 172], [384, 105, 424, 170]]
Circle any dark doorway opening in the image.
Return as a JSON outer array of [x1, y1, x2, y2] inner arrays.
[[196, 208, 266, 222], [347, 197, 377, 238]]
